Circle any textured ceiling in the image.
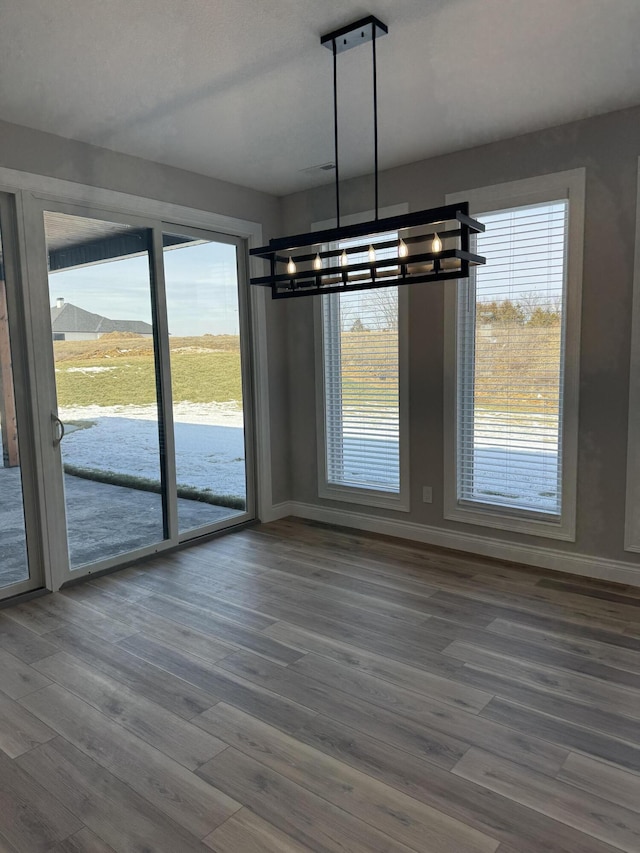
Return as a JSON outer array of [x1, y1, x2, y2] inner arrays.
[[1, 0, 640, 196]]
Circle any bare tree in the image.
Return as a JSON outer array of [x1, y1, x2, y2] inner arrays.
[[368, 287, 398, 331]]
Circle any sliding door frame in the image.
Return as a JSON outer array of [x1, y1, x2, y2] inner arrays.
[[0, 166, 270, 592], [28, 198, 180, 585], [0, 192, 45, 599]]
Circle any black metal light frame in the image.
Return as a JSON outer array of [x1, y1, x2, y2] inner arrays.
[[249, 15, 486, 299]]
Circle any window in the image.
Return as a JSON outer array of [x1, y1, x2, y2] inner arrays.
[[459, 201, 567, 514], [445, 171, 584, 539], [323, 278, 399, 492], [316, 216, 409, 510]]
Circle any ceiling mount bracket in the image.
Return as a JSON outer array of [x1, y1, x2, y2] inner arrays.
[[320, 15, 388, 54]]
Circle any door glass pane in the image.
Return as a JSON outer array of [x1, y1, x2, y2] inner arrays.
[[44, 211, 166, 568], [0, 222, 30, 589], [162, 233, 247, 532]]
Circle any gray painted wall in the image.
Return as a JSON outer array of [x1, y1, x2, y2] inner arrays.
[[0, 119, 291, 505], [280, 104, 640, 565], [4, 106, 640, 567]]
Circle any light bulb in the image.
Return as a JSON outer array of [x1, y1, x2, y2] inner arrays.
[[287, 257, 297, 275], [432, 233, 442, 254], [368, 245, 376, 264], [398, 238, 408, 258], [340, 250, 348, 267], [313, 253, 323, 271]]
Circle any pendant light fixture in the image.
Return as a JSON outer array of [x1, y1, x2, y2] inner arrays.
[[250, 15, 486, 299]]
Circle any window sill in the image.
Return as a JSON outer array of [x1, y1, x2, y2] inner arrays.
[[445, 501, 575, 541], [319, 482, 410, 512]]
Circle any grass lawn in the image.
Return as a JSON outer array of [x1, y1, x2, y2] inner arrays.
[[54, 334, 247, 508], [54, 334, 243, 407], [53, 323, 561, 413], [339, 324, 561, 412]]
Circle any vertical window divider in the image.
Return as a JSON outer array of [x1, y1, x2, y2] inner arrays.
[[149, 225, 179, 543], [233, 232, 258, 523]]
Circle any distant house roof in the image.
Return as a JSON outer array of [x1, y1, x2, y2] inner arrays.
[[50, 301, 153, 335]]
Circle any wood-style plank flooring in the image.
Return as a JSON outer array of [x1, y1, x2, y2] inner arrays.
[[0, 517, 639, 852]]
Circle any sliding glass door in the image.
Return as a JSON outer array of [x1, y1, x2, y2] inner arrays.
[[43, 211, 168, 569], [162, 229, 250, 535], [30, 202, 255, 581]]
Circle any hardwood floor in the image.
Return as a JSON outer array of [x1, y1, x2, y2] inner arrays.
[[0, 517, 639, 852]]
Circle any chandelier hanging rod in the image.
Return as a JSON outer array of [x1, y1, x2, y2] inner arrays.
[[321, 15, 388, 226]]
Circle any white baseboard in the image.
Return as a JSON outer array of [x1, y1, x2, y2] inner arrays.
[[265, 500, 640, 587]]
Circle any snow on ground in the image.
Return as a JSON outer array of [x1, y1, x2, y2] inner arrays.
[[60, 401, 246, 496], [59, 403, 559, 511], [467, 410, 559, 510], [339, 406, 559, 511]]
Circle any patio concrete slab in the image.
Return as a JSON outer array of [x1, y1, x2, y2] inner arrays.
[[0, 469, 242, 589]]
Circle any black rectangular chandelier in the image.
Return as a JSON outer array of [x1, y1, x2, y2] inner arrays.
[[250, 202, 485, 299], [250, 16, 486, 299]]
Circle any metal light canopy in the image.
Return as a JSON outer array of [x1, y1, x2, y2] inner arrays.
[[249, 15, 486, 299]]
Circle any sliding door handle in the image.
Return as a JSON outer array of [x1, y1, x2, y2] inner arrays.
[[52, 413, 65, 446]]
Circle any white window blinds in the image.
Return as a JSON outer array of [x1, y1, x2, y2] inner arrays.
[[457, 201, 568, 515], [322, 238, 400, 493]]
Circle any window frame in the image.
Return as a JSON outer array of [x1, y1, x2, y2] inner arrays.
[[444, 170, 585, 541], [314, 206, 410, 512]]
